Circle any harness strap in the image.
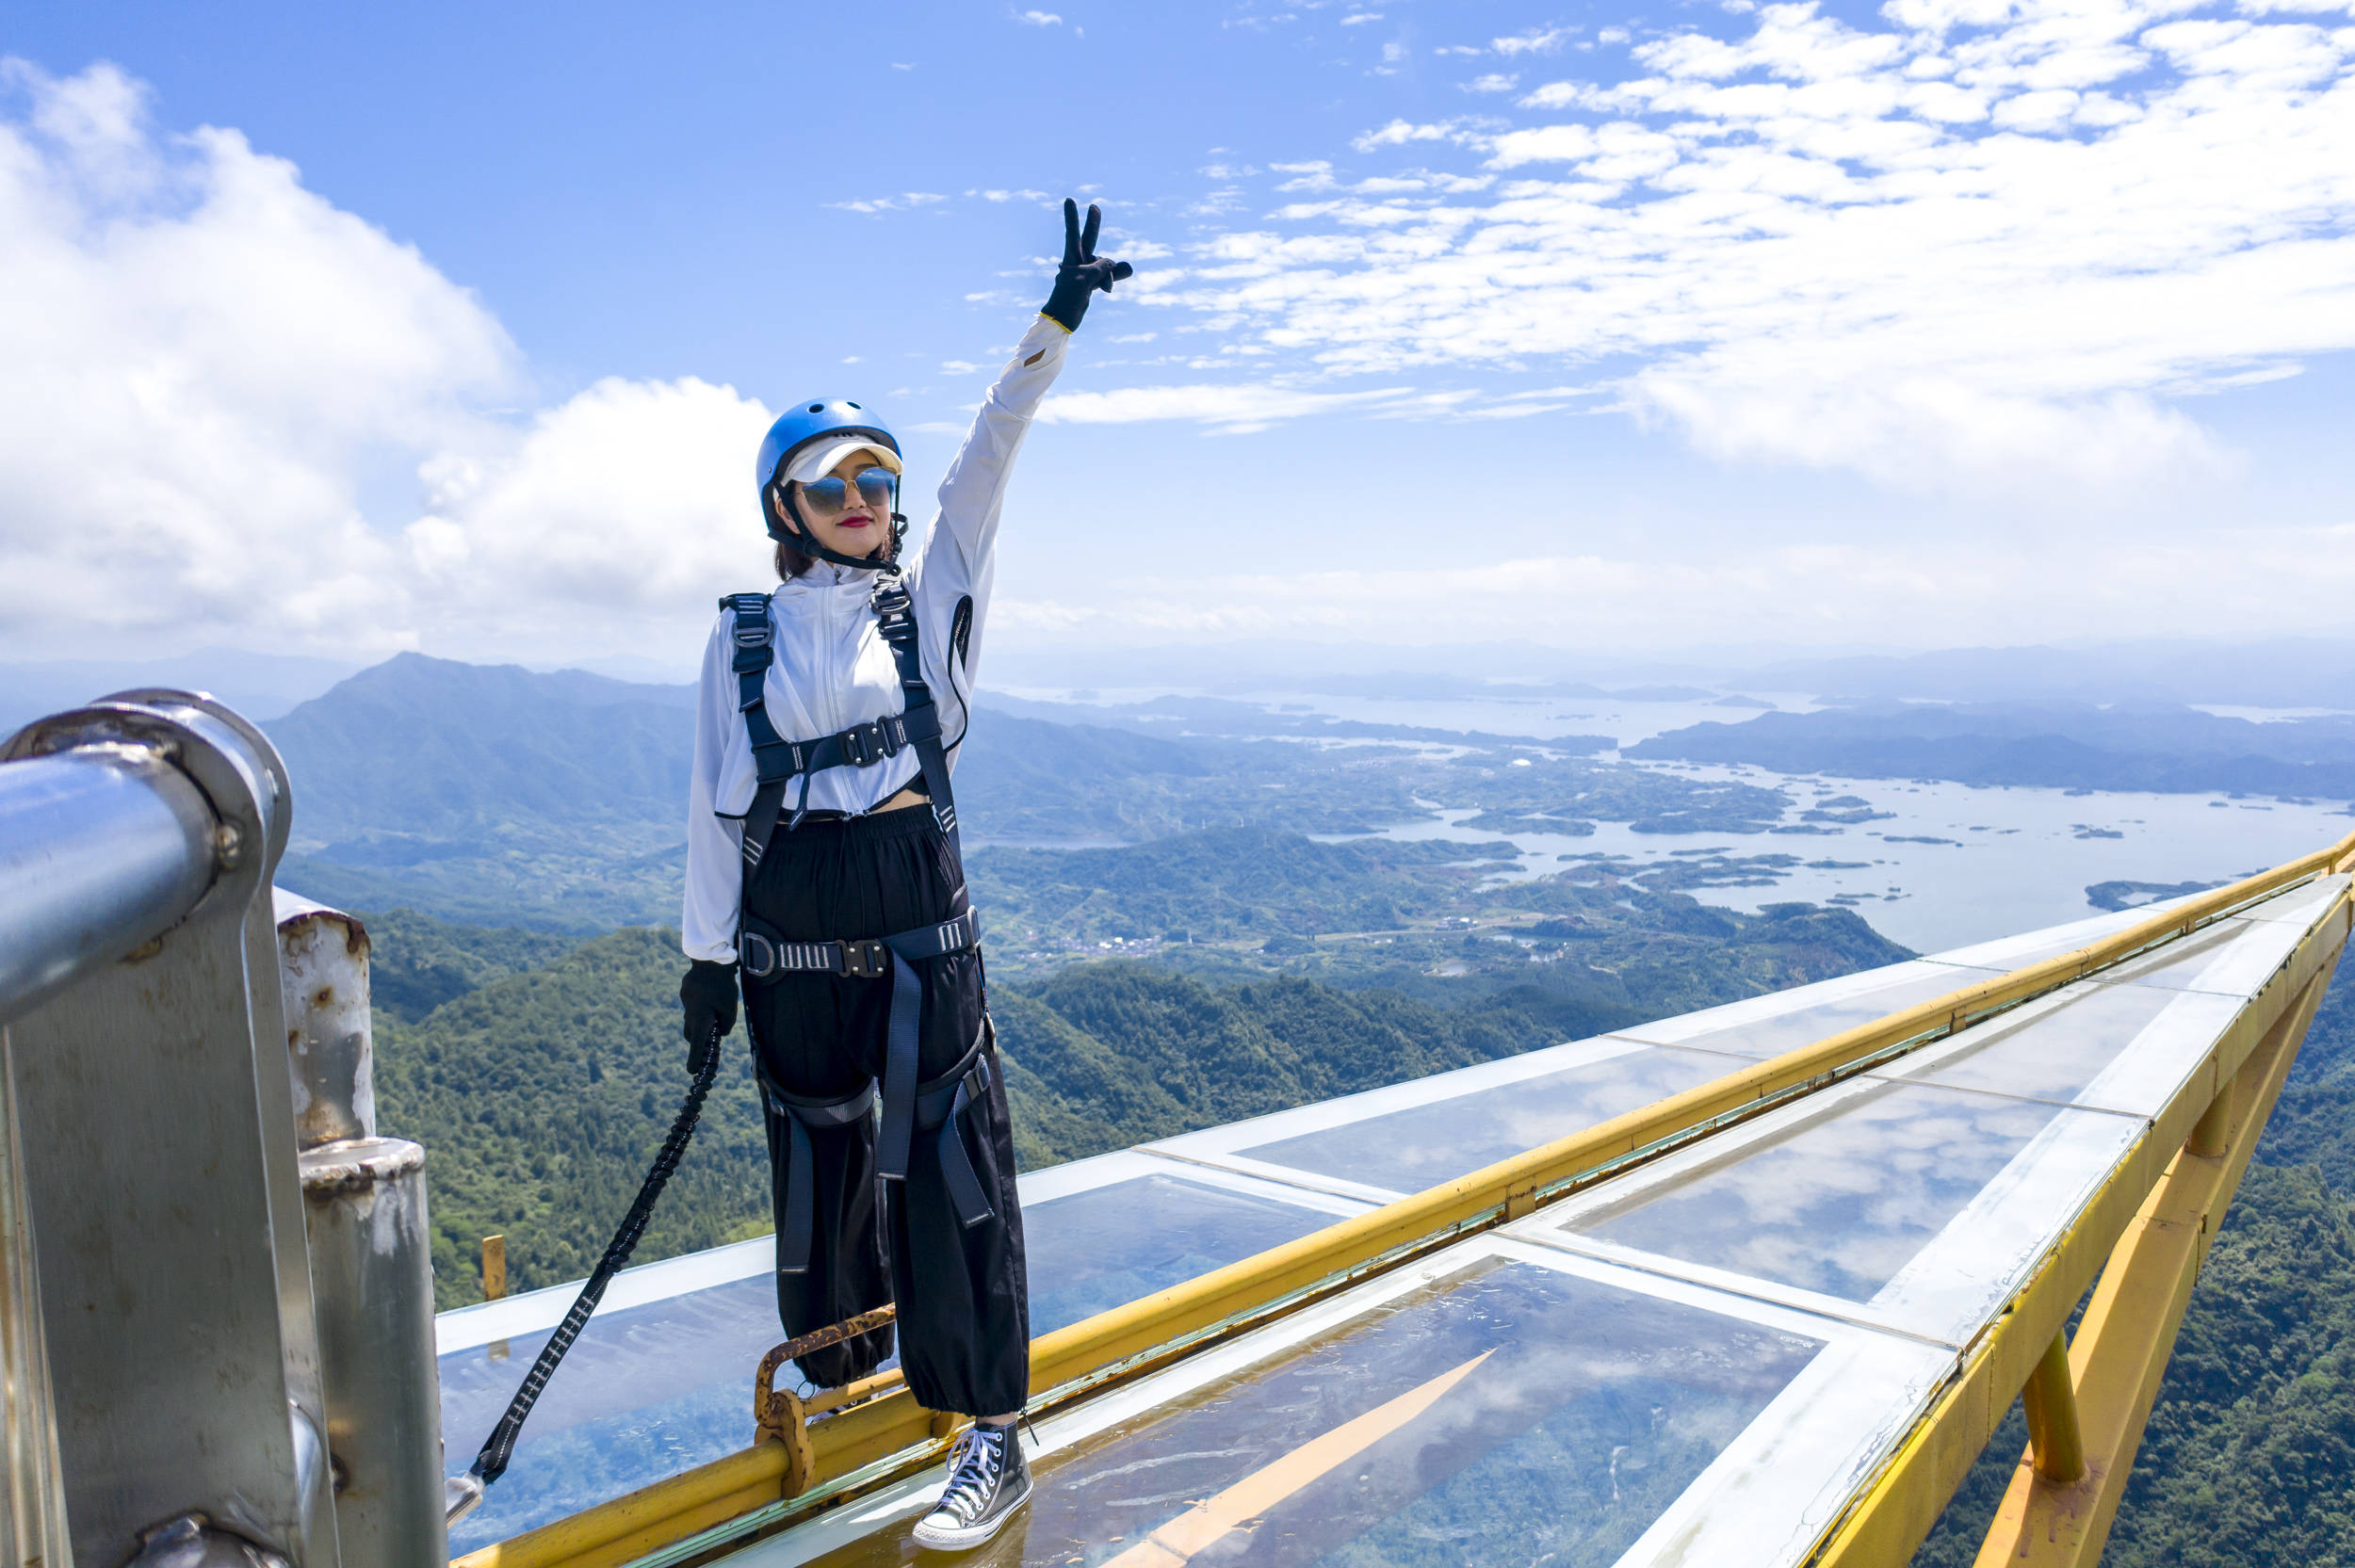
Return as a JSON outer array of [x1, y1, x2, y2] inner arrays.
[[876, 913, 983, 1185], [725, 589, 957, 870], [726, 594, 793, 867], [915, 1051, 997, 1231], [870, 581, 963, 859], [762, 1021, 994, 1277], [739, 908, 985, 1220], [765, 1081, 879, 1276], [739, 909, 978, 981]]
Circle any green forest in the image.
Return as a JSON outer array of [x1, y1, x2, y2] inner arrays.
[[370, 856, 1906, 1306]]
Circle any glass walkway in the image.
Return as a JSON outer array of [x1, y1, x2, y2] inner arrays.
[[441, 870, 2349, 1568]]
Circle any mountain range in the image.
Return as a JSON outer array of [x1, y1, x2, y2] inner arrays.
[[1632, 702, 2355, 798]]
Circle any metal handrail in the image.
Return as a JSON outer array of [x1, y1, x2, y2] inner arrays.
[[0, 742, 221, 1026], [453, 826, 2355, 1568], [1, 691, 361, 1568]]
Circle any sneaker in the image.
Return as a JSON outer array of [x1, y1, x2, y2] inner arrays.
[[911, 1422, 1031, 1552]]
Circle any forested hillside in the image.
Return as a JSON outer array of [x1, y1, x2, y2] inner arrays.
[[372, 872, 1903, 1308], [265, 655, 1795, 931]]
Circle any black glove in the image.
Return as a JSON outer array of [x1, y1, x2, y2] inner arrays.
[[1040, 198, 1134, 332], [680, 960, 739, 1075]]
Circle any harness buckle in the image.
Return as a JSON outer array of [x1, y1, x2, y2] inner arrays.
[[840, 939, 890, 979], [738, 932, 776, 978], [841, 724, 876, 768], [870, 585, 915, 636], [877, 717, 905, 756]]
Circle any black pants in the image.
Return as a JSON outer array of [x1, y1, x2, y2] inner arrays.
[[739, 807, 1030, 1417]]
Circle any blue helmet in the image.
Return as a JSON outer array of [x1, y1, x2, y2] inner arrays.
[[755, 399, 903, 563]]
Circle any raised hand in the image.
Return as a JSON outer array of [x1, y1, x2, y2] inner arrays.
[[1040, 198, 1135, 332]]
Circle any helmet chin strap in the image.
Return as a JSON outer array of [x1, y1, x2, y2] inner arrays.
[[768, 479, 908, 572]]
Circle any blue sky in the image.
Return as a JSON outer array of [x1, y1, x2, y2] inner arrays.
[[4, 0, 2352, 673]]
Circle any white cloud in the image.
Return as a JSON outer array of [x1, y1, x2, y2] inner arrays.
[[1351, 116, 1492, 152], [1462, 73, 1522, 93], [1036, 382, 1437, 434], [0, 60, 774, 662], [1340, 11, 1384, 24], [407, 377, 771, 630], [1144, 0, 2355, 491], [996, 523, 2355, 651], [1493, 25, 1579, 55], [826, 191, 948, 214], [1014, 8, 1063, 24]]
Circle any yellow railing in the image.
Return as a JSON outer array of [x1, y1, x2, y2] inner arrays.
[[453, 829, 2355, 1568]]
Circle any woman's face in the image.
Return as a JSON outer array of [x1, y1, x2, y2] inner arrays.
[[789, 449, 897, 559]]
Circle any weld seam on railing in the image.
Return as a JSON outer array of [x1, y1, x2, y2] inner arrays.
[[451, 832, 2355, 1568]]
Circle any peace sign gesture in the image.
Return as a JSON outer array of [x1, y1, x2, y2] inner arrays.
[[1040, 198, 1136, 332]]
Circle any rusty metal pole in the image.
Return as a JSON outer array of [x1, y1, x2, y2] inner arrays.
[[276, 893, 447, 1568]]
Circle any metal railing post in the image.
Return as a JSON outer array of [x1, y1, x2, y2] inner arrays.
[[275, 893, 448, 1568], [0, 691, 339, 1568], [0, 1024, 70, 1566]]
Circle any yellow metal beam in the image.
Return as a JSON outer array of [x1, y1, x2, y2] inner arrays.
[[1970, 949, 2339, 1567], [2184, 1075, 2233, 1159], [453, 845, 2355, 1568], [2021, 1334, 2087, 1484]]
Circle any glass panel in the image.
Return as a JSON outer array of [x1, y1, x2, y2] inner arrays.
[[1869, 979, 2236, 1114], [793, 1257, 1825, 1568], [1919, 907, 2154, 972], [1555, 1079, 2071, 1305], [1025, 1172, 1347, 1334], [2092, 915, 2305, 997], [443, 1275, 776, 1552], [1235, 1045, 1747, 1194], [2236, 875, 2347, 925], [443, 1170, 1349, 1550], [1611, 962, 2007, 1060]]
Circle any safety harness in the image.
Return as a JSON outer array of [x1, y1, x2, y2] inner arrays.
[[726, 572, 994, 1269], [727, 574, 961, 865]]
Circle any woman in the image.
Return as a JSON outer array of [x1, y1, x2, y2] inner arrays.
[[678, 200, 1131, 1551]]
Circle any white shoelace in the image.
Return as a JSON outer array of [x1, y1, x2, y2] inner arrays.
[[934, 1428, 1005, 1523]]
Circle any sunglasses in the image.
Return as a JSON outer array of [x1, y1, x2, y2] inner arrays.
[[794, 467, 898, 514]]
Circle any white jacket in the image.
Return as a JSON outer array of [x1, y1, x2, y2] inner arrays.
[[681, 315, 1070, 962]]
